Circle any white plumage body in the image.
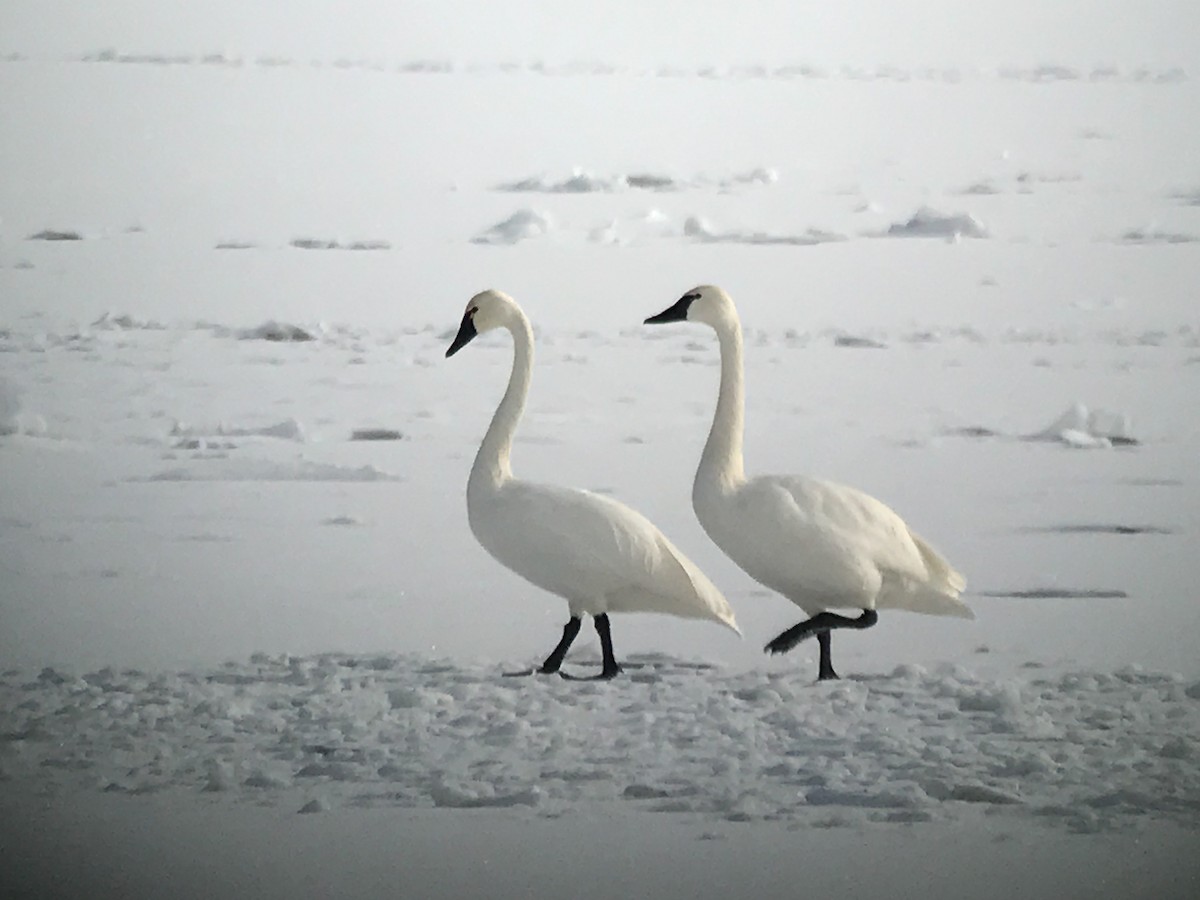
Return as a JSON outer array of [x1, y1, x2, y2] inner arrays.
[[645, 284, 968, 676], [469, 479, 737, 628], [448, 289, 739, 664], [693, 473, 968, 619]]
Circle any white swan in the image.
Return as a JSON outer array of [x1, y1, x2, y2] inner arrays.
[[644, 285, 971, 680], [446, 289, 739, 679]]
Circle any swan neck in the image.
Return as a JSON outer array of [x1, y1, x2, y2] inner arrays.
[[698, 319, 746, 490], [470, 314, 533, 490]]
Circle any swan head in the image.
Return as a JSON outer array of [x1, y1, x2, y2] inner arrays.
[[445, 289, 519, 357], [644, 285, 738, 330]]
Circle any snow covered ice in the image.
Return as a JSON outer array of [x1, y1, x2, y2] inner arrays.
[[3, 653, 1198, 834], [2, 1, 1200, 898]]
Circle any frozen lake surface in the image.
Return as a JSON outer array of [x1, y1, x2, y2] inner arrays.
[[2, 2, 1199, 897]]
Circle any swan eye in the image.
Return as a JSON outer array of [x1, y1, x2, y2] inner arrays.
[[468, 307, 478, 317], [682, 292, 701, 302]]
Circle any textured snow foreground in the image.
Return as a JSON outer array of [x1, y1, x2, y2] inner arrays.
[[4, 652, 1198, 833]]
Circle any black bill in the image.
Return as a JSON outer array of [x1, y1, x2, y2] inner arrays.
[[643, 292, 697, 325], [445, 311, 478, 357]]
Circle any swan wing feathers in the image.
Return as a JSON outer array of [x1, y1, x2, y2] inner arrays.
[[736, 475, 970, 617], [472, 481, 739, 632]]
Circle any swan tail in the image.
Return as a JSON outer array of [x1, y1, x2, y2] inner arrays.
[[607, 584, 742, 634], [911, 531, 967, 591], [894, 586, 975, 619], [897, 531, 973, 619], [711, 607, 743, 636], [627, 534, 742, 635], [668, 545, 742, 635]]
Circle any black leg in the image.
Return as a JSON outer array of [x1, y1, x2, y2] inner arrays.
[[503, 616, 581, 677], [560, 613, 623, 681], [817, 630, 838, 681], [540, 616, 583, 673], [594, 613, 621, 679], [765, 609, 878, 660]]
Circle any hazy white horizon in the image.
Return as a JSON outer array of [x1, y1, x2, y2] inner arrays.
[[3, 1, 1200, 68]]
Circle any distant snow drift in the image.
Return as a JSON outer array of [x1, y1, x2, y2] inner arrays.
[[0, 378, 45, 437], [26, 229, 84, 241], [1028, 402, 1138, 449], [684, 216, 845, 247], [879, 207, 990, 240], [0, 378, 22, 435], [472, 209, 553, 245], [289, 237, 392, 251], [144, 459, 399, 482], [495, 167, 777, 194], [2, 654, 1197, 831], [63, 53, 1189, 85]]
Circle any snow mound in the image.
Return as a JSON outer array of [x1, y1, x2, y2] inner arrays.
[[2, 653, 1195, 830], [1027, 402, 1138, 448], [321, 515, 364, 526], [82, 49, 194, 65], [881, 207, 989, 239], [1118, 228, 1198, 245], [63, 53, 1187, 85], [237, 321, 318, 342], [0, 378, 46, 437], [0, 378, 23, 435], [585, 208, 680, 245], [982, 588, 1129, 600], [430, 779, 541, 809], [1170, 188, 1200, 206], [472, 209, 553, 245], [623, 172, 681, 191], [712, 167, 778, 189], [90, 312, 167, 331], [683, 216, 845, 246], [956, 179, 1003, 196], [290, 238, 392, 251], [26, 229, 84, 241], [171, 419, 305, 443], [1016, 170, 1082, 187], [349, 428, 405, 441], [143, 459, 398, 482], [495, 166, 776, 194], [497, 169, 626, 193], [833, 334, 887, 349]]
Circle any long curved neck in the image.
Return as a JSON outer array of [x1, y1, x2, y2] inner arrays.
[[697, 318, 747, 491], [470, 314, 533, 491]]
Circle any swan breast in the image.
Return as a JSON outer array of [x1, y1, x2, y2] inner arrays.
[[470, 480, 737, 627], [695, 474, 962, 612]]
